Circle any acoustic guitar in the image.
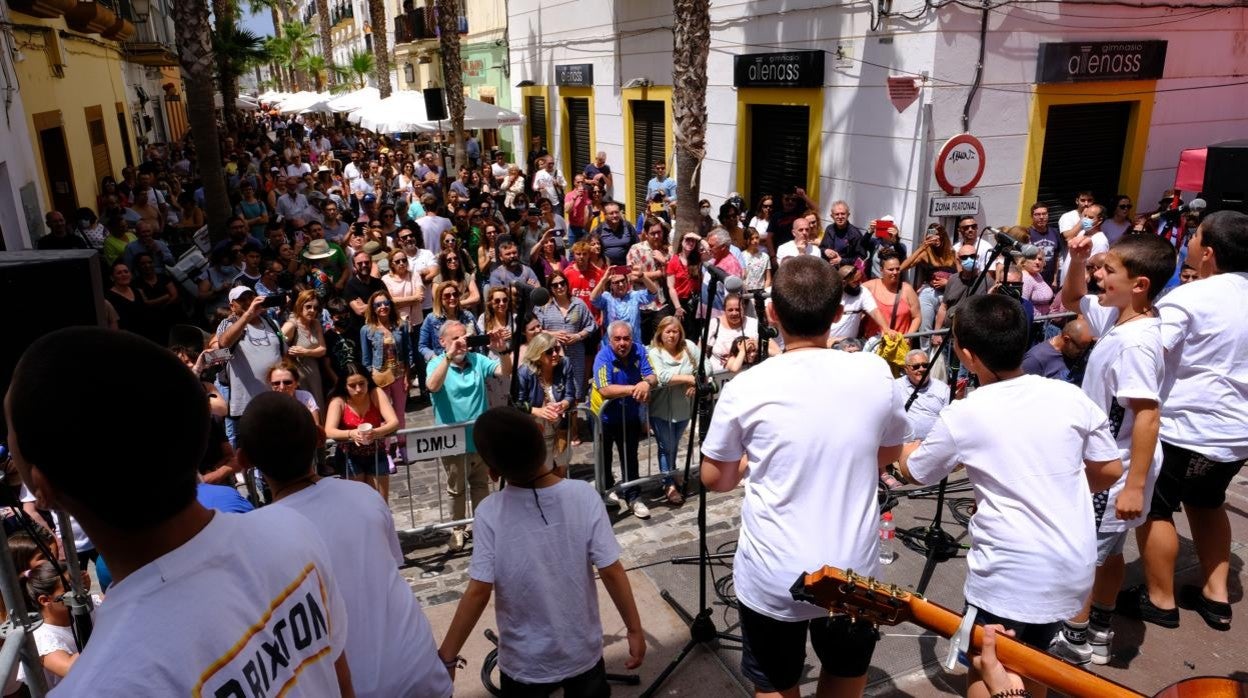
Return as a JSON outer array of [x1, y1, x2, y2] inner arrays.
[[790, 566, 1244, 698]]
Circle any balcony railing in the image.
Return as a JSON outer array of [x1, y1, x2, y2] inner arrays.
[[392, 6, 466, 44]]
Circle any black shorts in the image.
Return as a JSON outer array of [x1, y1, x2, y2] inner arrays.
[[499, 657, 607, 698], [970, 606, 1060, 651], [739, 603, 878, 693], [1148, 441, 1246, 519]]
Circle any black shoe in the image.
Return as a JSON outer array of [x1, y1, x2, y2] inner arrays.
[[1178, 584, 1232, 631], [1117, 584, 1180, 628]]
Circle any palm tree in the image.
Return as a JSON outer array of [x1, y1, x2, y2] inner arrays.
[[281, 21, 318, 90], [172, 0, 231, 242], [213, 20, 269, 128], [315, 0, 333, 78], [249, 0, 291, 89], [296, 54, 330, 92], [332, 50, 374, 90], [672, 0, 710, 237], [366, 0, 391, 97], [435, 0, 465, 167]]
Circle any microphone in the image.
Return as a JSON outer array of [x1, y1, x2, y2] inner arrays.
[[510, 280, 550, 307], [703, 261, 732, 284], [987, 228, 1039, 259], [1150, 198, 1207, 221], [723, 275, 744, 294]]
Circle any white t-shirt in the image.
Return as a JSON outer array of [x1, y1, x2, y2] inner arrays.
[[469, 479, 621, 684], [906, 374, 1119, 623], [1156, 272, 1248, 461], [775, 241, 818, 263], [1079, 296, 1165, 531], [52, 508, 349, 696], [276, 478, 451, 698], [702, 350, 911, 620], [1057, 231, 1109, 286], [1058, 209, 1082, 235], [828, 287, 878, 339], [21, 619, 81, 690], [417, 216, 453, 257], [747, 217, 770, 239]]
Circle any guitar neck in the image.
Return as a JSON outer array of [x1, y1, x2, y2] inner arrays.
[[908, 600, 1143, 698]]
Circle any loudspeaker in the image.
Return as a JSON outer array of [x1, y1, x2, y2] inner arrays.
[[423, 88, 448, 122], [0, 250, 105, 440], [1203, 139, 1248, 214]]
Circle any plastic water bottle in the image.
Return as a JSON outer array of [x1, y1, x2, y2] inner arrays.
[[879, 512, 896, 565]]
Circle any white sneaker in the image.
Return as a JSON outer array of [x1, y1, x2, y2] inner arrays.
[[631, 500, 651, 519], [1088, 626, 1114, 665], [606, 491, 627, 513], [1049, 631, 1091, 666]]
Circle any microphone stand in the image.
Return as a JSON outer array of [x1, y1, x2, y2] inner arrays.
[[904, 241, 1010, 595], [750, 288, 776, 360], [641, 271, 741, 698]]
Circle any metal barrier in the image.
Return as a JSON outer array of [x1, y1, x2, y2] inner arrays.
[[898, 311, 1077, 341]]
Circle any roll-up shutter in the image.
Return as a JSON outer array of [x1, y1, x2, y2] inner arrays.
[[630, 100, 666, 215], [1035, 102, 1130, 220], [567, 97, 591, 175], [526, 95, 548, 153], [748, 104, 808, 211]]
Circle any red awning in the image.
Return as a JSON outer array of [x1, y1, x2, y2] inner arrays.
[[1175, 148, 1206, 192]]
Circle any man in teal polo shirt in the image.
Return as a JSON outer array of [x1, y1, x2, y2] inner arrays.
[[428, 320, 512, 552]]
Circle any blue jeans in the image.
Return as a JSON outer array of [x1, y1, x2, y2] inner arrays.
[[918, 285, 942, 349], [649, 417, 689, 488]]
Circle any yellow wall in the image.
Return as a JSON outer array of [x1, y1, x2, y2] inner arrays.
[[558, 85, 596, 183], [14, 22, 133, 213], [734, 87, 824, 209], [1018, 81, 1156, 224], [621, 85, 673, 221]]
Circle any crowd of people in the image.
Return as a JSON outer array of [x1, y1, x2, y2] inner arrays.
[[6, 103, 1245, 697]]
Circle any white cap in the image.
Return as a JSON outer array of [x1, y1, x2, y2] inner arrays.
[[228, 286, 255, 302]]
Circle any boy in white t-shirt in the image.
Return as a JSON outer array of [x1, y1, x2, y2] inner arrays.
[[900, 294, 1122, 698], [1052, 232, 1175, 665], [1121, 210, 1248, 633], [438, 408, 644, 694], [238, 392, 453, 698], [5, 328, 353, 695]]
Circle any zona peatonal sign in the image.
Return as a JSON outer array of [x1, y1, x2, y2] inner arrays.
[[733, 50, 824, 88], [555, 63, 594, 87], [1037, 41, 1167, 83]]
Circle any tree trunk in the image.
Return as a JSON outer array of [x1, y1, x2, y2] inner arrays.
[[209, 0, 231, 25], [435, 0, 466, 168], [368, 0, 391, 97], [173, 0, 231, 243], [316, 0, 334, 80], [672, 0, 710, 237]]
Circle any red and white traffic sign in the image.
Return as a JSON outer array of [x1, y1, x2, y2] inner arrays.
[[934, 133, 986, 195]]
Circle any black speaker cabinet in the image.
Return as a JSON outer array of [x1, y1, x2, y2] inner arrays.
[[423, 88, 448, 122], [0, 250, 104, 439], [1203, 139, 1248, 214]]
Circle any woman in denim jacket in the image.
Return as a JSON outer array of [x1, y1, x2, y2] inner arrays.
[[360, 290, 414, 463]]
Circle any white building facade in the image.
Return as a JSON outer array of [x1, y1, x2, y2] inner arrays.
[[507, 0, 1248, 242]]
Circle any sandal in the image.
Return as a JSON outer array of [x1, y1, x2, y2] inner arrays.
[[879, 473, 903, 490], [665, 485, 685, 505]]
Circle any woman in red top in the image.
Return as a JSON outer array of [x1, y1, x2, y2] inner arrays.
[[862, 249, 921, 337], [324, 363, 400, 500], [667, 231, 707, 340]]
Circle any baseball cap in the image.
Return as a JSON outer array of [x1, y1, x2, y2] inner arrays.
[[362, 193, 377, 203], [228, 286, 255, 302]]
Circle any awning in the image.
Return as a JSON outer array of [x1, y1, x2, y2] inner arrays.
[[348, 90, 525, 133]]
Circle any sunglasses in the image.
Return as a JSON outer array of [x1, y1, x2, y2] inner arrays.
[[373, 300, 392, 308], [549, 280, 567, 288], [490, 298, 509, 305], [270, 379, 295, 386], [442, 291, 460, 299], [544, 346, 563, 356], [958, 254, 977, 261], [1118, 204, 1132, 210], [908, 362, 930, 370], [398, 235, 415, 242], [393, 258, 408, 264]]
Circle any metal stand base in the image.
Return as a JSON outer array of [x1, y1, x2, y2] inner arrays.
[[640, 591, 741, 698]]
